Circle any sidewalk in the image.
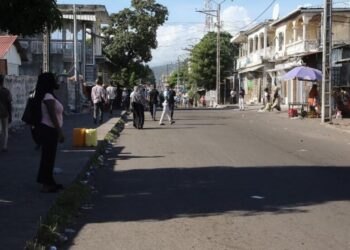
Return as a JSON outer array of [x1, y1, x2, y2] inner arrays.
[[0, 111, 121, 249], [249, 103, 350, 133]]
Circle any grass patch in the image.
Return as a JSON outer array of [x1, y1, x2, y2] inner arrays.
[[25, 113, 128, 250]]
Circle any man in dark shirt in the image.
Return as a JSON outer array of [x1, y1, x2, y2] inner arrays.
[[148, 85, 159, 121], [168, 87, 176, 120], [0, 75, 12, 152]]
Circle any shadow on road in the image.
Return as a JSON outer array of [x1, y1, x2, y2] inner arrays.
[[82, 165, 350, 223]]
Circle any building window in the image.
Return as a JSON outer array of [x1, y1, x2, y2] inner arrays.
[[332, 67, 341, 87], [249, 38, 254, 53], [278, 32, 284, 51], [51, 29, 63, 40]]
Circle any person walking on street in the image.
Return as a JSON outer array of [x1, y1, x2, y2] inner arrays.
[[159, 85, 175, 125], [106, 82, 117, 116], [91, 78, 107, 124], [238, 87, 245, 111], [130, 85, 147, 129], [230, 89, 236, 104], [34, 72, 65, 193], [148, 85, 159, 121], [168, 87, 176, 120], [122, 88, 130, 112], [0, 75, 12, 152]]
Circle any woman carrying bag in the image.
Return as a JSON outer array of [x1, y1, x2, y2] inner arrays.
[[34, 72, 65, 193]]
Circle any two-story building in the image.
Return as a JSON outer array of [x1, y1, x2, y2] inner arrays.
[[19, 4, 110, 85], [270, 7, 350, 104], [232, 7, 350, 106], [231, 20, 275, 103]]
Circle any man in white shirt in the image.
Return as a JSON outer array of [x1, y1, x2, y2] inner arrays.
[[159, 84, 175, 125], [106, 83, 117, 115], [91, 78, 107, 124]]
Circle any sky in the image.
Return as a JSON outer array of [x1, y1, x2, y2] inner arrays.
[[57, 0, 350, 66]]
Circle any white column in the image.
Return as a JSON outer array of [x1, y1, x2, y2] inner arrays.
[[253, 37, 256, 52], [302, 15, 312, 49], [292, 20, 297, 42], [248, 39, 251, 54]]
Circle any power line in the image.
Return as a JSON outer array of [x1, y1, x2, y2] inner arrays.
[[236, 0, 277, 31]]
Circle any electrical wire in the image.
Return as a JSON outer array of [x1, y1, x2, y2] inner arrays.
[[235, 0, 277, 31]]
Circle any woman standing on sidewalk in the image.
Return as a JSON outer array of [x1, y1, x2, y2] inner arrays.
[[34, 72, 65, 193]]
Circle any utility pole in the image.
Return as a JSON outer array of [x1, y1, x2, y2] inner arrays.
[[216, 3, 221, 105], [177, 57, 180, 92], [321, 0, 332, 123], [197, 0, 231, 105], [73, 4, 80, 112], [42, 26, 50, 72]]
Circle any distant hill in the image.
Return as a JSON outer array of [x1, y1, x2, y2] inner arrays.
[[151, 63, 177, 83]]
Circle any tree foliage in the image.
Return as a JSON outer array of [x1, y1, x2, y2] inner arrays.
[[168, 59, 190, 88], [103, 0, 167, 88], [111, 64, 155, 87], [103, 0, 168, 77], [189, 32, 237, 90], [0, 0, 62, 36]]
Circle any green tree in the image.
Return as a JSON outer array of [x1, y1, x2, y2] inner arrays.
[[112, 64, 156, 87], [168, 59, 190, 88], [189, 32, 237, 90], [0, 0, 62, 36], [103, 0, 168, 75]]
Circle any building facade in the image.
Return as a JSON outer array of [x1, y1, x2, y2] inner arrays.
[[232, 7, 350, 105], [18, 4, 110, 85]]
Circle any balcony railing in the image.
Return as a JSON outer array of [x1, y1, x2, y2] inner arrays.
[[237, 47, 274, 69], [285, 40, 320, 56]]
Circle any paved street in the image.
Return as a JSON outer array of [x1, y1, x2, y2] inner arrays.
[[67, 109, 350, 250]]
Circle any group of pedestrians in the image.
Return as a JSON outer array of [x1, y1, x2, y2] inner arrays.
[[129, 83, 176, 129], [231, 86, 281, 112], [260, 87, 281, 112], [91, 78, 118, 124]]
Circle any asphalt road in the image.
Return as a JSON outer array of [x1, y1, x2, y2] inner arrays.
[[67, 108, 350, 250]]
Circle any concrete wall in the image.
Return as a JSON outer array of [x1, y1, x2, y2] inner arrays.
[[3, 75, 37, 126]]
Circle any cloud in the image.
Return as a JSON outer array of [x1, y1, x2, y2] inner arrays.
[[221, 6, 252, 34], [150, 5, 251, 67], [150, 23, 204, 66]]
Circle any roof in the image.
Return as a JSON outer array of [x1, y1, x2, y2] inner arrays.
[[231, 20, 273, 44], [0, 36, 17, 59], [271, 7, 350, 27], [58, 4, 110, 24]]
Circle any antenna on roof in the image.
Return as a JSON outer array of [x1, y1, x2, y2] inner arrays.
[[272, 3, 280, 20]]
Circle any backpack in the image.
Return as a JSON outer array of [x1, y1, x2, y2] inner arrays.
[[0, 102, 7, 118], [0, 87, 9, 118], [21, 91, 42, 126]]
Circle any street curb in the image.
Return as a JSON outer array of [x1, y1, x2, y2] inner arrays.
[[25, 112, 128, 250]]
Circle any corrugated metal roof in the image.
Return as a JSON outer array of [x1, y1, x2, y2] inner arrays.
[[0, 36, 17, 59]]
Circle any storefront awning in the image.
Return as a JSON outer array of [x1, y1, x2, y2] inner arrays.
[[238, 65, 264, 74]]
